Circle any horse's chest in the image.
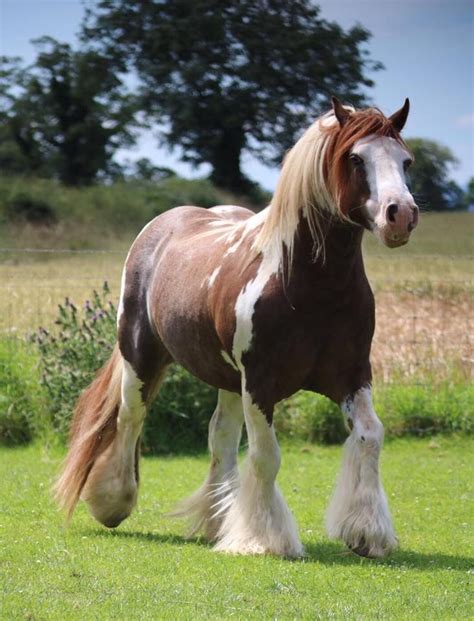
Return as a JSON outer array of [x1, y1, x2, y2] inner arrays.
[[242, 286, 374, 408]]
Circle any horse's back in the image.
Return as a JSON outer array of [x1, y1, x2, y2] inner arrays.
[[144, 204, 252, 240]]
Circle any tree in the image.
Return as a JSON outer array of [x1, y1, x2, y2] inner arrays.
[[129, 158, 176, 182], [465, 177, 474, 210], [0, 38, 137, 185], [0, 56, 47, 176], [406, 139, 466, 211], [83, 0, 381, 193]]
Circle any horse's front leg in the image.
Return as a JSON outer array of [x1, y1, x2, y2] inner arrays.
[[326, 386, 398, 558], [214, 378, 303, 557]]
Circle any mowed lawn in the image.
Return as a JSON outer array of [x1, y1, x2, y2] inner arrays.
[[1, 437, 472, 620]]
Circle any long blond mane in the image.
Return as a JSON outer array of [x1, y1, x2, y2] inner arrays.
[[253, 105, 404, 270], [253, 110, 345, 266]]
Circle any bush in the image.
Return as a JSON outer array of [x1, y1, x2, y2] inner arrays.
[[374, 381, 473, 437], [0, 337, 49, 445], [274, 378, 473, 444], [275, 391, 347, 444], [144, 366, 217, 454], [0, 175, 264, 249], [32, 284, 217, 452], [31, 283, 117, 439], [5, 193, 57, 225], [8, 286, 471, 450], [150, 177, 225, 213]]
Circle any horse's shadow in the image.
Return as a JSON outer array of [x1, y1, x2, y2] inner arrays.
[[88, 528, 473, 572], [302, 540, 473, 571], [90, 528, 209, 548]]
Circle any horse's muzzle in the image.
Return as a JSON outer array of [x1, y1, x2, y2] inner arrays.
[[377, 202, 419, 248]]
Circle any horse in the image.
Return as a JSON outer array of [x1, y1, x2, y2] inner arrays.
[[54, 97, 418, 559]]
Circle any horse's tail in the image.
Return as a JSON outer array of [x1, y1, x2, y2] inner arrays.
[[54, 344, 123, 521]]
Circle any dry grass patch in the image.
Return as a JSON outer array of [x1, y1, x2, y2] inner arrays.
[[0, 252, 125, 335], [372, 290, 473, 383]]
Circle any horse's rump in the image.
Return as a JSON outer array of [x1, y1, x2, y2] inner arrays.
[[120, 205, 257, 392]]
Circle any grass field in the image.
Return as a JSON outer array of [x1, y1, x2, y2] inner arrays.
[[0, 203, 472, 618], [1, 213, 472, 327], [1, 211, 472, 386], [1, 437, 472, 620]]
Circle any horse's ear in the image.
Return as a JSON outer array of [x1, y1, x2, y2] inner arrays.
[[389, 98, 410, 132], [331, 96, 351, 127]]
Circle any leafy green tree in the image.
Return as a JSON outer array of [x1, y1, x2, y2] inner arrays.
[[465, 177, 474, 209], [0, 38, 137, 185], [130, 158, 176, 182], [83, 0, 381, 192], [0, 56, 47, 176], [406, 138, 466, 211]]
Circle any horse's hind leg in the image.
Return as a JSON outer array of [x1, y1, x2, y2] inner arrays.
[[82, 352, 168, 528], [326, 386, 398, 558], [172, 390, 243, 540]]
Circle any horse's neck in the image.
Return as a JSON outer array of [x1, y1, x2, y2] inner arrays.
[[289, 214, 365, 287]]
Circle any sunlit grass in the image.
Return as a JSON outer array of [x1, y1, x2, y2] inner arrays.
[[0, 253, 125, 335], [363, 211, 473, 289], [0, 437, 472, 620], [1, 212, 472, 333]]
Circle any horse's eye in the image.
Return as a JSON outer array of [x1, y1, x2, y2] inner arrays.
[[349, 154, 364, 167], [403, 158, 413, 171]]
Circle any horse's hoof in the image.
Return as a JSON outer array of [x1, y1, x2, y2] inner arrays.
[[349, 538, 373, 558], [102, 515, 127, 528]]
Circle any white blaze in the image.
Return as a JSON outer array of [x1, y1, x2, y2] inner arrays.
[[351, 135, 412, 227]]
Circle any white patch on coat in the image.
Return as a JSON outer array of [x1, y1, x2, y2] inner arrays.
[[207, 266, 221, 288], [116, 264, 127, 327], [326, 386, 397, 557], [208, 219, 234, 228], [351, 135, 412, 227], [118, 359, 146, 429], [221, 350, 239, 371], [210, 205, 242, 216], [232, 238, 280, 368], [214, 380, 303, 557]]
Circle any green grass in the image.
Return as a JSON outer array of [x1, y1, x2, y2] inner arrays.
[[363, 211, 473, 290], [0, 175, 235, 247], [1, 437, 472, 619]]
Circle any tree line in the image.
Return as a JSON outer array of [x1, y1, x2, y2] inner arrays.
[[0, 0, 470, 210]]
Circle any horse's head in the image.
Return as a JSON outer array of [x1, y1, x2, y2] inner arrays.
[[329, 97, 419, 248]]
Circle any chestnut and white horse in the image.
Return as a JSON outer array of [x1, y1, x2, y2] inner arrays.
[[55, 98, 418, 558]]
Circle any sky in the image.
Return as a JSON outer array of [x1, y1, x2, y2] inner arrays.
[[0, 0, 472, 190]]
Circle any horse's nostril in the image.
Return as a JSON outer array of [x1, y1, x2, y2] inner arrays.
[[387, 203, 398, 222]]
